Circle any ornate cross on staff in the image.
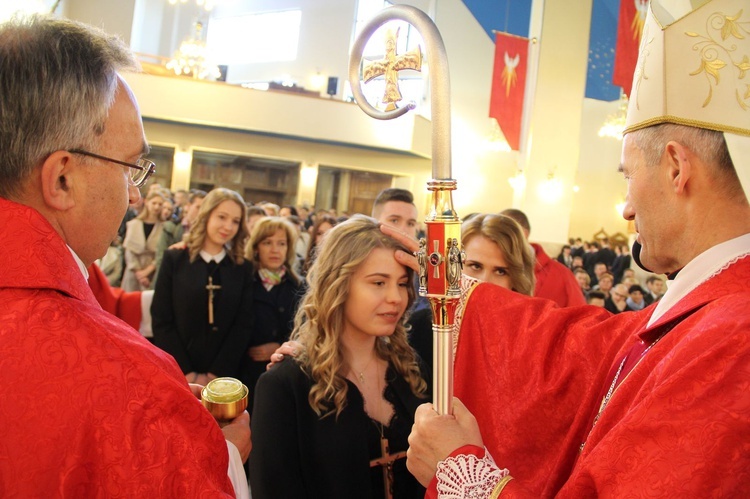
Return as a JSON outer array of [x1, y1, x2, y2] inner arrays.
[[349, 6, 461, 417], [362, 27, 422, 111], [206, 276, 221, 325], [369, 437, 407, 499]]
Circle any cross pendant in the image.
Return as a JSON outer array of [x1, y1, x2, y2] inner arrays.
[[206, 276, 221, 325], [369, 436, 406, 499]]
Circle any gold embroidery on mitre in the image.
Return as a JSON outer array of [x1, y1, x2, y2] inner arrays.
[[633, 23, 653, 110], [502, 51, 520, 97], [686, 9, 750, 108]]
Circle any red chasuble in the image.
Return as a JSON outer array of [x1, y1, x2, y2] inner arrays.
[[451, 257, 750, 496], [0, 198, 234, 497], [88, 262, 143, 330]]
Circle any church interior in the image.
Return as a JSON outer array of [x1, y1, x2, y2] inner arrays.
[[5, 0, 634, 252]]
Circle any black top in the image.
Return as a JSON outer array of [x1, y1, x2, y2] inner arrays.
[[249, 358, 428, 499], [151, 248, 255, 377], [143, 221, 155, 240], [239, 269, 305, 412]]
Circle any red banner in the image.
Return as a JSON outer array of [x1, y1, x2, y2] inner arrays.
[[489, 32, 528, 151], [613, 0, 648, 97]]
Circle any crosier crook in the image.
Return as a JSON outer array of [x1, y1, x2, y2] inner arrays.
[[349, 5, 462, 416]]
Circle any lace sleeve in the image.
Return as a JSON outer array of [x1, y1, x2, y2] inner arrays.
[[435, 447, 512, 498]]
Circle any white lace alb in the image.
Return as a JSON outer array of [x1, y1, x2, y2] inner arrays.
[[435, 448, 509, 498]]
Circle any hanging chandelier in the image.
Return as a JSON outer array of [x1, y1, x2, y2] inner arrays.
[[165, 21, 221, 80], [598, 91, 629, 140]]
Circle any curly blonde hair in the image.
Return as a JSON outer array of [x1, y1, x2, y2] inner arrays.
[[462, 213, 536, 296], [291, 215, 426, 418], [244, 216, 301, 284], [186, 188, 248, 264]]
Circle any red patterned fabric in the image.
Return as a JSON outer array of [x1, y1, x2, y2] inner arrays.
[[88, 262, 142, 330], [532, 243, 586, 308], [453, 256, 750, 496], [0, 198, 234, 497]]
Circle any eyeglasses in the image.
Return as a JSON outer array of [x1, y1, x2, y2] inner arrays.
[[69, 148, 155, 188]]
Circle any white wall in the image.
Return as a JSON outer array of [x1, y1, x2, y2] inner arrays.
[[64, 0, 633, 241]]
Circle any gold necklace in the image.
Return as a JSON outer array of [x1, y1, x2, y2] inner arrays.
[[351, 353, 377, 384]]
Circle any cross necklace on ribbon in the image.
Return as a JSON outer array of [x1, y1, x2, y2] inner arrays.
[[369, 425, 406, 499], [362, 371, 405, 499], [206, 262, 221, 325]]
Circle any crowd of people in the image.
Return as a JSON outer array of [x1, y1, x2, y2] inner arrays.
[[3, 2, 748, 497], [556, 235, 665, 312]]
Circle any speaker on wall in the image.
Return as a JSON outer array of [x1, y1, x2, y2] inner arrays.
[[217, 65, 228, 82], [327, 76, 339, 96]]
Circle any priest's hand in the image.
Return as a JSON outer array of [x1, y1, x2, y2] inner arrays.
[[222, 411, 251, 463], [380, 224, 419, 272], [267, 340, 303, 370], [407, 398, 484, 486]]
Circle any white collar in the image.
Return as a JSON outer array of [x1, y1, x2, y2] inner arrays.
[[67, 245, 89, 281], [200, 249, 227, 264], [648, 233, 750, 326]]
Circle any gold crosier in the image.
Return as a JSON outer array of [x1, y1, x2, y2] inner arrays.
[[350, 7, 462, 497], [350, 5, 461, 417]]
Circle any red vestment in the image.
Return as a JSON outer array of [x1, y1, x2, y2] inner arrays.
[[450, 255, 750, 496], [87, 262, 142, 330], [531, 243, 586, 308], [0, 198, 234, 497]]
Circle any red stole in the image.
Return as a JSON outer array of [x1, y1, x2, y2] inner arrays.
[[453, 255, 750, 496]]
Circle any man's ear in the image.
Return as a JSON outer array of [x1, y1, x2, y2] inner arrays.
[[40, 150, 77, 211], [664, 141, 691, 194]]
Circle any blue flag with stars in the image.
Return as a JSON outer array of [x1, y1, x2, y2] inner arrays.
[[585, 0, 621, 101]]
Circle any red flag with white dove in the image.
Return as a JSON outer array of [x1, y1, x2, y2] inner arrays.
[[489, 32, 529, 151]]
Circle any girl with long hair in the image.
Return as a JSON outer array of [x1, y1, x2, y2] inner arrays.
[[151, 188, 254, 386], [407, 213, 536, 371], [249, 215, 428, 498], [461, 213, 536, 295], [121, 190, 165, 291]]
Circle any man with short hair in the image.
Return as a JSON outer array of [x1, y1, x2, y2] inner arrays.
[[586, 290, 606, 308], [172, 188, 189, 222], [590, 261, 609, 287], [405, 1, 750, 495], [501, 208, 586, 308], [644, 275, 665, 304], [372, 187, 419, 238], [604, 282, 629, 314], [0, 16, 249, 496]]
